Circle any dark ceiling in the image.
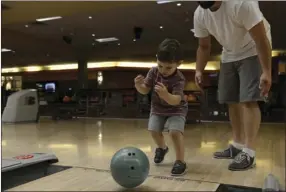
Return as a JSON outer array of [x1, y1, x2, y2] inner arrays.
[[2, 1, 286, 68]]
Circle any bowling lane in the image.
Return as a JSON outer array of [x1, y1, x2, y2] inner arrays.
[[6, 167, 219, 191], [2, 118, 285, 189]]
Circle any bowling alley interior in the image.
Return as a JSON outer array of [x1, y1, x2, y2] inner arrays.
[[1, 1, 286, 191]]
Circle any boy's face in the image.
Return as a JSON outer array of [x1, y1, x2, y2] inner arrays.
[[157, 60, 178, 77]]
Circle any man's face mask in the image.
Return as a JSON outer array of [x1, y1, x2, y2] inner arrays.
[[198, 1, 215, 9]]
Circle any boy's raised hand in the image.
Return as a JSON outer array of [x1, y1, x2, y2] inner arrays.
[[134, 75, 145, 86], [155, 82, 168, 99]]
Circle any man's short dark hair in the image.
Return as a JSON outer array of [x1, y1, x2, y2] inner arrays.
[[156, 38, 183, 63]]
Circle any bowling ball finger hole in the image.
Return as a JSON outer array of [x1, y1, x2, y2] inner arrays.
[[132, 153, 135, 156], [128, 153, 131, 156], [131, 166, 135, 170]]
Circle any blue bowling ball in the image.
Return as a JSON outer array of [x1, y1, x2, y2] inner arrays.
[[110, 147, 150, 188]]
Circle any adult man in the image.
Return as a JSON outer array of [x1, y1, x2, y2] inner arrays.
[[193, 1, 272, 171]]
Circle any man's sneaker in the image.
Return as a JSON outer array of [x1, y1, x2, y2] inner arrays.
[[154, 147, 169, 164], [171, 160, 187, 176], [228, 151, 255, 171], [213, 145, 242, 159]]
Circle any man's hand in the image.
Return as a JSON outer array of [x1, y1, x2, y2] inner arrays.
[[259, 71, 271, 97], [154, 82, 169, 99], [195, 71, 204, 93]]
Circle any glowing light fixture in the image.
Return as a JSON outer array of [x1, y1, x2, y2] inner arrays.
[[1, 68, 20, 73], [157, 0, 177, 4], [95, 37, 119, 43], [46, 64, 77, 71], [97, 71, 103, 85], [36, 16, 62, 22], [24, 66, 42, 72], [4, 48, 284, 75], [1, 48, 12, 52], [88, 62, 115, 68], [1, 61, 220, 73], [272, 50, 286, 57]]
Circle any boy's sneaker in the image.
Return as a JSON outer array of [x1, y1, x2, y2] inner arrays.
[[171, 160, 187, 176], [228, 151, 255, 171], [213, 144, 242, 159], [154, 147, 169, 164]]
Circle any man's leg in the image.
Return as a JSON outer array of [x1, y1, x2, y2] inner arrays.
[[213, 61, 244, 159], [228, 55, 263, 171], [148, 115, 169, 164], [228, 103, 245, 148], [242, 102, 261, 151]]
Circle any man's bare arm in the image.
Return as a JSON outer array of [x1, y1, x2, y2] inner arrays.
[[248, 21, 272, 74], [196, 36, 212, 72]]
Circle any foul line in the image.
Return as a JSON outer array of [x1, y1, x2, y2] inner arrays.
[[72, 166, 221, 185]]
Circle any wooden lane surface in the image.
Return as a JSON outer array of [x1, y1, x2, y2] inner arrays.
[[2, 118, 285, 189], [7, 167, 219, 191]]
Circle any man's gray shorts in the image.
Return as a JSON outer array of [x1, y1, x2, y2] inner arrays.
[[148, 115, 185, 133], [218, 55, 263, 104]]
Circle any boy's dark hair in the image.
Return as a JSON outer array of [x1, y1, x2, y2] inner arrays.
[[156, 38, 183, 64]]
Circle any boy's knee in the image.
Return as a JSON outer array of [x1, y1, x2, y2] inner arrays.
[[149, 130, 162, 136], [169, 130, 182, 138]]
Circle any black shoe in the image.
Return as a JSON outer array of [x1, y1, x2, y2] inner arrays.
[[154, 147, 169, 164], [228, 151, 255, 171], [171, 160, 187, 176], [213, 145, 242, 159]]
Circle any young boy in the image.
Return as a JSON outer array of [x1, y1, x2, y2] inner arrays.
[[134, 39, 188, 176]]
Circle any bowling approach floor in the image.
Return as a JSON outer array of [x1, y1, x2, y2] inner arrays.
[[2, 118, 285, 191]]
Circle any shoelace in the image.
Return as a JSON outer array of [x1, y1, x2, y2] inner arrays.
[[155, 148, 164, 155], [174, 161, 183, 168], [233, 152, 250, 163]]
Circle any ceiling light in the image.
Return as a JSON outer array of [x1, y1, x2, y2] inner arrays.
[[95, 37, 119, 43], [2, 48, 12, 52], [36, 16, 62, 22], [88, 16, 92, 19], [160, 26, 163, 29], [133, 39, 136, 42], [25, 25, 29, 28], [117, 43, 120, 46], [157, 0, 176, 4], [177, 3, 181, 6], [92, 34, 95, 37]]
